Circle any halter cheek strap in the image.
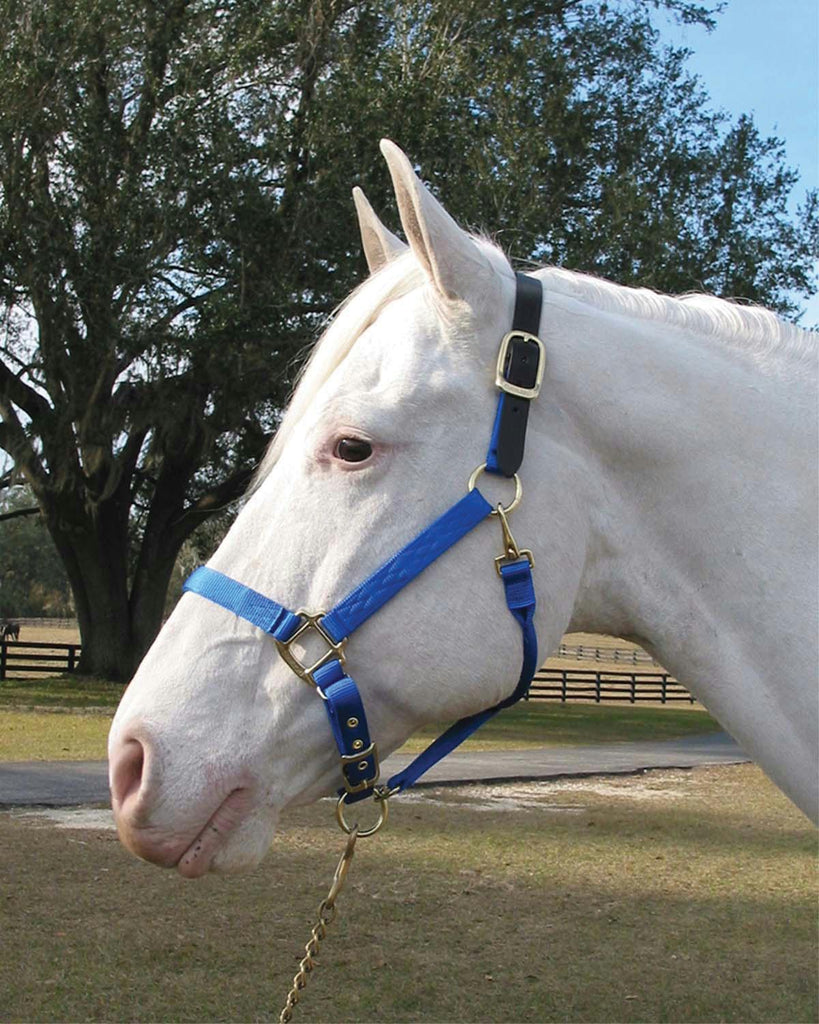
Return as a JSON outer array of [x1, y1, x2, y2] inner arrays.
[[183, 273, 544, 815]]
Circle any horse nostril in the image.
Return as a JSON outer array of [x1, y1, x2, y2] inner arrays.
[[109, 737, 146, 811]]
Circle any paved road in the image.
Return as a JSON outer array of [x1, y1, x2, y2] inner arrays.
[[0, 732, 748, 808]]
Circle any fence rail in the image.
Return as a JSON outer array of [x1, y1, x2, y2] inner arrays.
[[0, 641, 694, 704], [530, 667, 694, 703], [0, 640, 81, 679], [3, 617, 78, 630], [555, 643, 659, 666]]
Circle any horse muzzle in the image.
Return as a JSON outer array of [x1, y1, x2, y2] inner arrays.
[[108, 726, 260, 876]]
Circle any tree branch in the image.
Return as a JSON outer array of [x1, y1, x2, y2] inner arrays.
[[148, 284, 228, 334], [0, 505, 40, 523], [0, 400, 47, 491], [126, 0, 190, 173], [172, 463, 257, 543], [0, 354, 54, 424]]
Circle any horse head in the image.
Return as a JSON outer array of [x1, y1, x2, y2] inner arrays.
[[107, 142, 589, 875]]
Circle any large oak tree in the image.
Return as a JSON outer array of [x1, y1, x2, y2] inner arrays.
[[1, 0, 815, 678]]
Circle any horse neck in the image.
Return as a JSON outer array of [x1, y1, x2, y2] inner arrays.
[[525, 293, 817, 800]]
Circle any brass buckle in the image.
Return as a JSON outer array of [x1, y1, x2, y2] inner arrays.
[[495, 330, 545, 400], [274, 611, 346, 688], [339, 742, 380, 794]]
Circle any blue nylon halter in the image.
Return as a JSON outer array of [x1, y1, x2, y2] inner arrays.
[[183, 273, 543, 809]]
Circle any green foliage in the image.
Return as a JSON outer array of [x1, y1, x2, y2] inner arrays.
[[0, 487, 73, 617], [297, 0, 815, 312]]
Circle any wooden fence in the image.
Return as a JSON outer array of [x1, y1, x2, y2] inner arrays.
[[5, 617, 78, 630], [555, 642, 658, 666], [0, 640, 694, 704], [0, 640, 81, 680], [530, 667, 694, 703]]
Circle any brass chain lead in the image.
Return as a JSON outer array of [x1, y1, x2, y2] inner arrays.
[[279, 826, 359, 1024]]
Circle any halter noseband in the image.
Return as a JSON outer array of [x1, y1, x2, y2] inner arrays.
[[183, 272, 544, 831]]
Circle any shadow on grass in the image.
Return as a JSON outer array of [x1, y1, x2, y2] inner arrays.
[[1, 765, 815, 1024]]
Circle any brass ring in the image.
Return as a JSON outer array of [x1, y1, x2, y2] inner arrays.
[[467, 464, 522, 515], [335, 792, 389, 838]]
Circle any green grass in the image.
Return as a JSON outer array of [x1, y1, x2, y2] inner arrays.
[[0, 690, 720, 762], [1, 764, 815, 1023], [398, 699, 720, 752], [0, 674, 124, 708], [0, 710, 113, 760], [0, 673, 123, 762]]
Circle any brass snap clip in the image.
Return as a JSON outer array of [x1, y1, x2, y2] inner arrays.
[[494, 504, 534, 577]]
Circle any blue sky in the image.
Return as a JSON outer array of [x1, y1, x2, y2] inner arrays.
[[655, 0, 818, 324]]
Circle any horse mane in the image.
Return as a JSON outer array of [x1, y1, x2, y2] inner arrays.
[[253, 242, 812, 488], [536, 266, 812, 370]]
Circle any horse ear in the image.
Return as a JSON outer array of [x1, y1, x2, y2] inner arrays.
[[379, 139, 495, 303], [352, 186, 407, 273]]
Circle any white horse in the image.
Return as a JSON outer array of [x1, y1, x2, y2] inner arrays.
[[109, 140, 818, 877]]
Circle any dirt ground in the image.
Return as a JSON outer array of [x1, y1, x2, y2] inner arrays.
[[1, 763, 815, 1024]]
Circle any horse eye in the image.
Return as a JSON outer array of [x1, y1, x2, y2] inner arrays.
[[333, 437, 373, 463]]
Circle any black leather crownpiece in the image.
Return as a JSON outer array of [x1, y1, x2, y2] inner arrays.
[[489, 272, 544, 477], [512, 273, 543, 336]]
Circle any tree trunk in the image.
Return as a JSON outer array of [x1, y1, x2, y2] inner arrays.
[[34, 437, 255, 680], [76, 578, 137, 681], [49, 518, 188, 681], [46, 490, 137, 681], [129, 545, 180, 674]]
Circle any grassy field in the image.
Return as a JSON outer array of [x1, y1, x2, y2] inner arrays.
[[0, 699, 720, 762], [398, 700, 717, 752], [0, 674, 122, 759], [0, 709, 114, 760], [0, 625, 719, 761], [0, 674, 124, 709], [1, 763, 815, 1023]]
